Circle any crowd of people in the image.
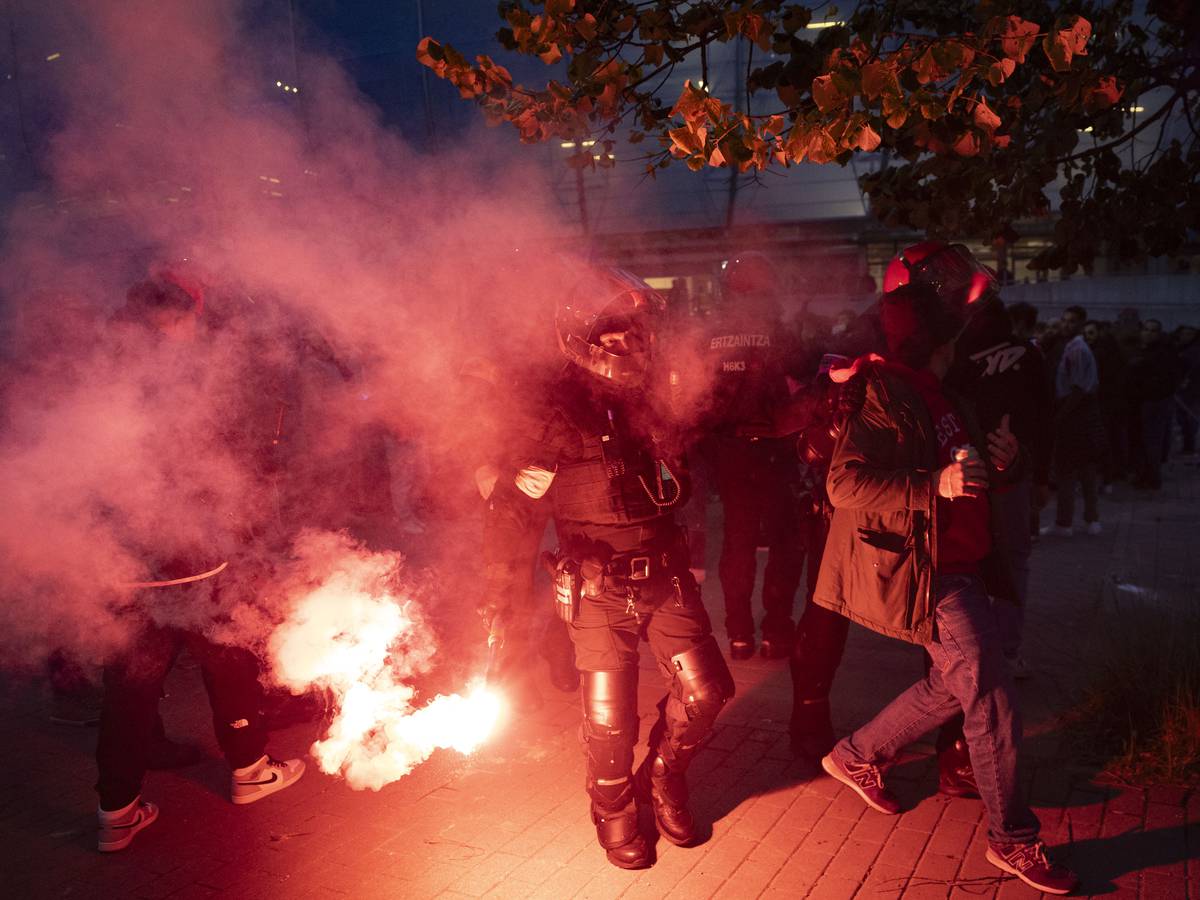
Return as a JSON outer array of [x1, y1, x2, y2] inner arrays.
[[17, 243, 1199, 896], [468, 242, 1093, 891]]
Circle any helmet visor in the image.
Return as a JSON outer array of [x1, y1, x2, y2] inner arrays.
[[908, 244, 998, 307]]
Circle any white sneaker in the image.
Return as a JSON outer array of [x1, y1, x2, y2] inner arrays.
[[98, 797, 158, 852], [231, 755, 305, 805], [1039, 525, 1072, 537], [1086, 521, 1103, 535]]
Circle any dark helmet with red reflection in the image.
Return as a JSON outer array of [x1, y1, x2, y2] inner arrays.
[[720, 250, 781, 300], [883, 241, 998, 312], [556, 264, 666, 388], [150, 258, 208, 315]]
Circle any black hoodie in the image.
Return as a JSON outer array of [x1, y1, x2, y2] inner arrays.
[[947, 296, 1054, 485]]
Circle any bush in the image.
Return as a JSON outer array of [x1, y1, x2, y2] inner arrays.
[[1072, 597, 1200, 785]]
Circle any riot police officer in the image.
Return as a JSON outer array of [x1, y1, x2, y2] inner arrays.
[[701, 252, 803, 659], [481, 264, 735, 870]]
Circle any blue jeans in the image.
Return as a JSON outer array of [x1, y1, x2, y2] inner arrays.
[[833, 574, 1039, 845]]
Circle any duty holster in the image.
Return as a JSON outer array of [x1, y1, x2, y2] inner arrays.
[[544, 551, 608, 624]]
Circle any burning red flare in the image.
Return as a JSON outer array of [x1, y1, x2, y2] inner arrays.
[[268, 544, 504, 790]]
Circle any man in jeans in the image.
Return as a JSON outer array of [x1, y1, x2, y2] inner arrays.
[[814, 284, 1078, 895], [1045, 306, 1104, 534]]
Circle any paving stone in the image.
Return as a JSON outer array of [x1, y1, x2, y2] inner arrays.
[[5, 465, 1198, 898]]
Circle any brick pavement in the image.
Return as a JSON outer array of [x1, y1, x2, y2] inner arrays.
[[1, 458, 1197, 899]]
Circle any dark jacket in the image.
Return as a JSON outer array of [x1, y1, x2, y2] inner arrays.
[[1127, 336, 1187, 404], [699, 303, 794, 437], [947, 298, 1052, 485], [812, 365, 1015, 645]]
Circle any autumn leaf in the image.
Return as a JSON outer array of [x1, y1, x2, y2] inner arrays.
[[785, 122, 810, 163], [861, 61, 898, 101], [1042, 34, 1071, 72], [576, 13, 597, 41], [670, 81, 709, 125], [973, 100, 1001, 133], [952, 130, 981, 157], [852, 122, 882, 152], [918, 93, 947, 120], [1062, 16, 1091, 55], [883, 93, 908, 128], [932, 40, 973, 72], [913, 48, 939, 85], [913, 122, 948, 154], [668, 126, 703, 156], [986, 58, 1016, 86], [998, 16, 1040, 63], [807, 128, 838, 163], [1044, 16, 1092, 73], [812, 75, 845, 112], [1083, 75, 1123, 113], [416, 37, 447, 75]]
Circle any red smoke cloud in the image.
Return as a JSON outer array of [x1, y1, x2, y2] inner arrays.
[[0, 1, 569, 672]]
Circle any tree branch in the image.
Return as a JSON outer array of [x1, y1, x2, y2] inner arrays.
[[1055, 93, 1179, 164]]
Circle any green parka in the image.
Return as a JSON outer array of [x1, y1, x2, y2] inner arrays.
[[812, 364, 1016, 645]]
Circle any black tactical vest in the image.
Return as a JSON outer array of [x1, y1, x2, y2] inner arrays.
[[549, 400, 688, 533]]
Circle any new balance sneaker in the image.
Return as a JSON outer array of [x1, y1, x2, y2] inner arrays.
[[986, 841, 1078, 894], [97, 797, 158, 852], [820, 752, 901, 814], [729, 639, 755, 661], [230, 755, 305, 805]]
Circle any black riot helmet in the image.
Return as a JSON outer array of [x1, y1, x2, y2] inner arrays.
[[884, 241, 999, 314], [556, 265, 667, 388], [720, 250, 781, 300]]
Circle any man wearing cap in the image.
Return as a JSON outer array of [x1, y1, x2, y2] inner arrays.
[[813, 283, 1078, 895]]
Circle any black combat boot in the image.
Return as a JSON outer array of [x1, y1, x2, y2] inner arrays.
[[635, 752, 696, 847], [789, 697, 836, 763], [937, 737, 979, 798], [591, 794, 650, 869]]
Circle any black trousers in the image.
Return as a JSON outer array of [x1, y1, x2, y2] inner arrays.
[[790, 515, 850, 726], [570, 570, 723, 794], [96, 622, 267, 810], [712, 436, 804, 643]]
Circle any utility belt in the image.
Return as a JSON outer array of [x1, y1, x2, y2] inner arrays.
[[545, 545, 689, 625]]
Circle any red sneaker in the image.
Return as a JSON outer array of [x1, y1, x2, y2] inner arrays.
[[986, 841, 1078, 895], [820, 753, 901, 814]]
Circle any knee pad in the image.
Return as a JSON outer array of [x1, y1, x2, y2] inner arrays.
[[670, 637, 735, 722], [581, 669, 639, 779]]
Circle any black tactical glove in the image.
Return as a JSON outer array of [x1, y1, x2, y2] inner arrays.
[[835, 373, 867, 423]]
